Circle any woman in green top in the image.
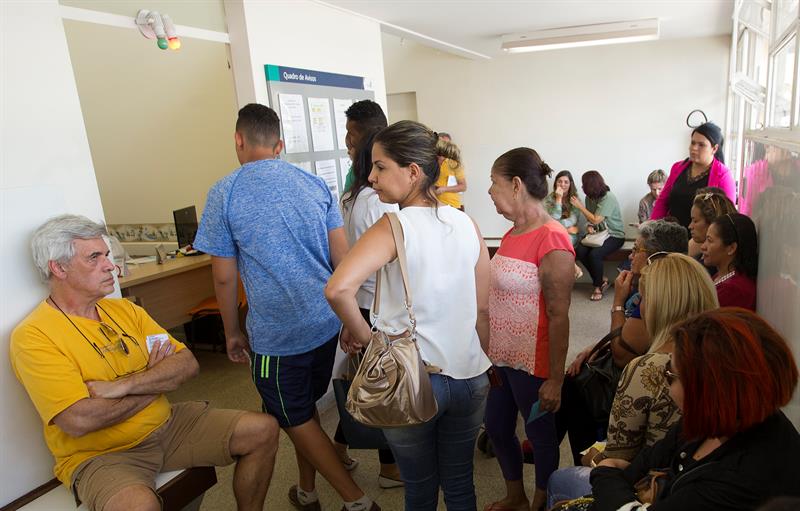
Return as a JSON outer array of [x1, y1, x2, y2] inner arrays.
[[572, 171, 625, 301]]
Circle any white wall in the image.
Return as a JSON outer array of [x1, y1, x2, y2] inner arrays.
[[1, 1, 106, 505], [225, 0, 387, 111], [383, 34, 730, 237]]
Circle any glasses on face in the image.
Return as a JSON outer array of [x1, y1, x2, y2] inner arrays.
[[664, 360, 680, 385], [647, 251, 670, 265]]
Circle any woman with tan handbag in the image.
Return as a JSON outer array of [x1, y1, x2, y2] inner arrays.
[[326, 120, 492, 511]]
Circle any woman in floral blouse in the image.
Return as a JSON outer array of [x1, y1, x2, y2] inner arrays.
[[546, 253, 718, 507]]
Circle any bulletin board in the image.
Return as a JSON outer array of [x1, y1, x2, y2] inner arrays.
[[264, 64, 375, 201]]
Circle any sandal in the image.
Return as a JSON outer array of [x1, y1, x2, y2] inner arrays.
[[600, 277, 609, 293], [590, 290, 603, 301]]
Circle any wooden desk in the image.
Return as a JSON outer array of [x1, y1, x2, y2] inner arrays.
[[119, 255, 214, 330]]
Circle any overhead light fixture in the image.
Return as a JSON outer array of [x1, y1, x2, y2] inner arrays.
[[136, 9, 181, 50], [501, 18, 659, 53]]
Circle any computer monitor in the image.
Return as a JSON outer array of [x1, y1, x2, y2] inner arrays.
[[173, 206, 198, 249]]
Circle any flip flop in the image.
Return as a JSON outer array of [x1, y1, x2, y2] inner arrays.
[[600, 277, 609, 293], [590, 290, 604, 301]]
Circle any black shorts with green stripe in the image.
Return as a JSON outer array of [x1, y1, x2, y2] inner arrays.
[[250, 335, 338, 428]]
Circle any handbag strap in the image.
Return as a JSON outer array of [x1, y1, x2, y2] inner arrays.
[[371, 212, 417, 337], [589, 326, 623, 357]]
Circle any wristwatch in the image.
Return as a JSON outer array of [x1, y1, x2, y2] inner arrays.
[[611, 305, 625, 313]]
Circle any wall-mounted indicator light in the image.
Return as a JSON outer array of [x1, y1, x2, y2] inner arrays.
[[162, 14, 181, 50], [136, 9, 181, 51]]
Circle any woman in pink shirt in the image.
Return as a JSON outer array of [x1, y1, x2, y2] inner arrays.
[[651, 122, 735, 228], [485, 147, 575, 511], [701, 213, 759, 310]]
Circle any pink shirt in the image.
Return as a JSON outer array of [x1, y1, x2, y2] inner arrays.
[[489, 222, 575, 378], [651, 158, 736, 220]]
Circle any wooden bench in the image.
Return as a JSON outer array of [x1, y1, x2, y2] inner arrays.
[[2, 467, 216, 511]]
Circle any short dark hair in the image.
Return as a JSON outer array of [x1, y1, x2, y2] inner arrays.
[[235, 103, 280, 147], [345, 100, 387, 131], [581, 170, 610, 200], [711, 213, 759, 279], [492, 148, 553, 200]]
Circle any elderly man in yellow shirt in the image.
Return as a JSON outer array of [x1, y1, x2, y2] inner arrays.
[[435, 138, 467, 210], [10, 214, 279, 511]]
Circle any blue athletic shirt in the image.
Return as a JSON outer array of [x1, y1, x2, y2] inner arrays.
[[193, 159, 343, 356]]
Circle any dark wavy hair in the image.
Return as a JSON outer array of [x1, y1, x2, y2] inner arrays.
[[373, 120, 439, 206], [492, 148, 553, 200], [551, 170, 578, 218], [581, 170, 610, 200], [671, 308, 797, 439], [342, 127, 382, 208], [710, 213, 758, 279]]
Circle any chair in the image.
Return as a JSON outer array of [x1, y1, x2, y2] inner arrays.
[[185, 278, 247, 352]]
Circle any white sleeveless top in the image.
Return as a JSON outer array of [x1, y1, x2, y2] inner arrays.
[[342, 188, 399, 309], [373, 205, 491, 379]]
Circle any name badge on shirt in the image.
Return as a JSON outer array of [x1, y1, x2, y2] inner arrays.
[[146, 333, 170, 353]]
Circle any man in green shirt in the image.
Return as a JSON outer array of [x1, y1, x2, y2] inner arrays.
[[343, 100, 387, 193]]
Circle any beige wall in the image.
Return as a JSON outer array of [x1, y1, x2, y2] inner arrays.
[[60, 0, 227, 32], [63, 19, 239, 224]]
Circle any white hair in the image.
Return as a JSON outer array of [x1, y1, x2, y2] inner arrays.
[[31, 214, 107, 282]]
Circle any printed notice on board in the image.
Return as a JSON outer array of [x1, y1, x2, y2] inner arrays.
[[333, 99, 354, 151], [295, 161, 313, 173], [339, 157, 352, 191], [278, 94, 309, 153], [315, 159, 339, 201], [307, 97, 335, 152]]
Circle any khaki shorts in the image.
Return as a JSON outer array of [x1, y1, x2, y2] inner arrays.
[[72, 401, 246, 511]]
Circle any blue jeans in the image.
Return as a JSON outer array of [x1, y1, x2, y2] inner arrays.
[[382, 372, 489, 511], [546, 466, 593, 508]]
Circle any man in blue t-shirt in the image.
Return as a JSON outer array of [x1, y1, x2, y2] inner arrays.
[[194, 104, 378, 511]]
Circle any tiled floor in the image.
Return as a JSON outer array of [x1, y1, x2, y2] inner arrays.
[[166, 284, 611, 510]]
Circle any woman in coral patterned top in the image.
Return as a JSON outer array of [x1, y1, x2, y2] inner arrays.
[[485, 148, 576, 511]]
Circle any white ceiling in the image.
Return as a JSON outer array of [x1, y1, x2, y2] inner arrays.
[[322, 0, 735, 58]]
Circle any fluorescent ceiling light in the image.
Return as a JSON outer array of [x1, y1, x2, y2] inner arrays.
[[501, 19, 659, 53]]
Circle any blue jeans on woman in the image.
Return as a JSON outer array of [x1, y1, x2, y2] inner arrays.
[[382, 372, 489, 511], [575, 236, 625, 288], [546, 466, 593, 508]]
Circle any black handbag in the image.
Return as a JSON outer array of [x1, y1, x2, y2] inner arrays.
[[332, 354, 389, 450], [573, 327, 624, 424]]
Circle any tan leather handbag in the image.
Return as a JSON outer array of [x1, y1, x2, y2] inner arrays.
[[345, 212, 439, 428]]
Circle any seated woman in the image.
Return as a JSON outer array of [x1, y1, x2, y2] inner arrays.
[[557, 220, 689, 465], [544, 170, 580, 245], [571, 171, 625, 301], [700, 213, 758, 310], [591, 308, 800, 511], [637, 169, 666, 225], [544, 170, 583, 279], [548, 254, 718, 507], [687, 186, 736, 264]]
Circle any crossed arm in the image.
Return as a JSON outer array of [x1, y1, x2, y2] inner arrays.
[[52, 343, 199, 437]]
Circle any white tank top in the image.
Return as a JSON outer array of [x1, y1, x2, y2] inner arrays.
[[373, 205, 491, 379]]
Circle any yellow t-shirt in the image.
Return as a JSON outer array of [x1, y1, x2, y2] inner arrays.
[[10, 298, 185, 485], [435, 158, 466, 208]]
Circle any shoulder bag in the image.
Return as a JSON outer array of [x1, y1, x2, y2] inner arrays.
[[572, 327, 624, 424], [346, 212, 439, 428]]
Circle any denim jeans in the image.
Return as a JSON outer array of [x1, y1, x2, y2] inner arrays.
[[546, 466, 593, 508], [382, 372, 489, 511]]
